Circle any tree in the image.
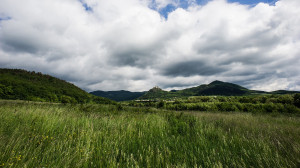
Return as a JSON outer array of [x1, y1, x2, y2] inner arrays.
[[157, 100, 165, 108], [61, 95, 74, 104], [0, 84, 13, 98], [294, 94, 300, 108]]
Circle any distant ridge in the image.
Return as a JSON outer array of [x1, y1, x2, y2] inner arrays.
[[270, 90, 300, 94], [192, 80, 251, 96], [90, 90, 145, 102], [137, 80, 299, 100], [91, 80, 300, 101], [0, 68, 113, 104]]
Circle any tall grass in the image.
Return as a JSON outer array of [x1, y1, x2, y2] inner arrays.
[[0, 101, 299, 167]]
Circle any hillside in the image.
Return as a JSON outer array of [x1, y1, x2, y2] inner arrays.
[[138, 86, 175, 100], [0, 68, 113, 104], [138, 80, 298, 100], [90, 90, 145, 101], [182, 80, 253, 96], [270, 90, 300, 94]]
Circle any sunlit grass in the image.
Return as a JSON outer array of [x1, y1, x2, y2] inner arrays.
[[0, 100, 299, 167]]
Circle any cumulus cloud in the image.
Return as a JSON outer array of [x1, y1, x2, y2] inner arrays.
[[0, 0, 299, 92]]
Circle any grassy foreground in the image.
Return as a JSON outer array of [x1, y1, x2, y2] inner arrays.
[[0, 101, 299, 167]]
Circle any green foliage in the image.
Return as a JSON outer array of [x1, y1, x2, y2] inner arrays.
[[0, 69, 114, 104], [294, 93, 300, 108], [0, 84, 13, 98], [90, 90, 145, 101], [0, 101, 299, 167], [139, 80, 252, 100], [166, 112, 196, 136], [131, 94, 300, 114], [137, 81, 299, 100], [157, 100, 165, 108], [61, 95, 77, 104], [216, 102, 239, 112]]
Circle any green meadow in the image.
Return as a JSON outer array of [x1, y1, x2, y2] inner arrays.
[[0, 100, 299, 167]]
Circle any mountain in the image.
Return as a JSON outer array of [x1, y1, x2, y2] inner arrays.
[[270, 90, 300, 94], [139, 81, 250, 100], [90, 90, 145, 101], [0, 68, 113, 104], [138, 80, 298, 100], [183, 80, 253, 96], [138, 86, 172, 100]]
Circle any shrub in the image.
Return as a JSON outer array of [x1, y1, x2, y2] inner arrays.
[[157, 100, 165, 108], [283, 104, 300, 113], [294, 94, 300, 108], [216, 103, 238, 112], [61, 95, 77, 104], [277, 95, 293, 104]]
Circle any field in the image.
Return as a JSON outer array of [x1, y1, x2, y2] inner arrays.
[[0, 100, 299, 167]]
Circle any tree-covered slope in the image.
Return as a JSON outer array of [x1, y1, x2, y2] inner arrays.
[[194, 80, 252, 96], [270, 90, 300, 94], [138, 80, 299, 100], [138, 81, 251, 100], [90, 90, 146, 101], [0, 68, 113, 104], [138, 86, 174, 100]]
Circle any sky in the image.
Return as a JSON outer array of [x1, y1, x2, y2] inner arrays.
[[0, 0, 299, 92]]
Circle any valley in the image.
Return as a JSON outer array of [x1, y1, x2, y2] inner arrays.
[[0, 69, 300, 167]]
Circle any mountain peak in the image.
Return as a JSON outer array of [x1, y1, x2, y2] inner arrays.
[[149, 86, 163, 92], [209, 80, 225, 85]]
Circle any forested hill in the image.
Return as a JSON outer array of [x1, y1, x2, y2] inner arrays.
[[0, 69, 113, 104], [138, 80, 300, 100], [90, 90, 146, 102], [138, 81, 252, 100]]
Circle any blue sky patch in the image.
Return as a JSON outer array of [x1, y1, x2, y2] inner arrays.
[[0, 16, 11, 22], [159, 4, 177, 18], [79, 0, 93, 12], [228, 0, 278, 5], [158, 0, 278, 18]]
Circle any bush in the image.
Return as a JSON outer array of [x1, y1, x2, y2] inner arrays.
[[263, 103, 277, 113], [157, 101, 165, 108], [216, 103, 238, 112], [61, 95, 77, 104], [283, 104, 300, 113], [117, 104, 123, 111], [294, 94, 300, 108], [241, 103, 262, 113], [277, 95, 293, 104]]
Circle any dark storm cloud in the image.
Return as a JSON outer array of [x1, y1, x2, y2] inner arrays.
[[161, 60, 227, 77]]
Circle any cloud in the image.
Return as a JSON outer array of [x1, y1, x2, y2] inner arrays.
[[161, 60, 227, 77], [0, 0, 299, 92]]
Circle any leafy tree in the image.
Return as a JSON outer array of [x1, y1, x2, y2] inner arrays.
[[294, 93, 300, 108], [157, 100, 165, 108]]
